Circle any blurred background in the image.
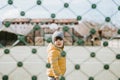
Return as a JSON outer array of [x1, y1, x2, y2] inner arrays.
[[0, 0, 120, 47]]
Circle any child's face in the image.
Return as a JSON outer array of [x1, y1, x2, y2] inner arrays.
[[54, 37, 64, 48]]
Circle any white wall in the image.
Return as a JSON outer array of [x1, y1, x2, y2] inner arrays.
[[0, 46, 119, 80]]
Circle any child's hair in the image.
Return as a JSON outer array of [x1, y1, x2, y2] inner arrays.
[[54, 36, 63, 41]]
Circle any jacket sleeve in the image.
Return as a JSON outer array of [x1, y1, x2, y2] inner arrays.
[[49, 50, 62, 78]]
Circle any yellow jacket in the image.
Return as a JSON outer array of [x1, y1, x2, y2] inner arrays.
[[47, 43, 66, 78]]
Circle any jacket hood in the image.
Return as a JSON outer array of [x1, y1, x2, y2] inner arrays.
[[52, 31, 64, 43]]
